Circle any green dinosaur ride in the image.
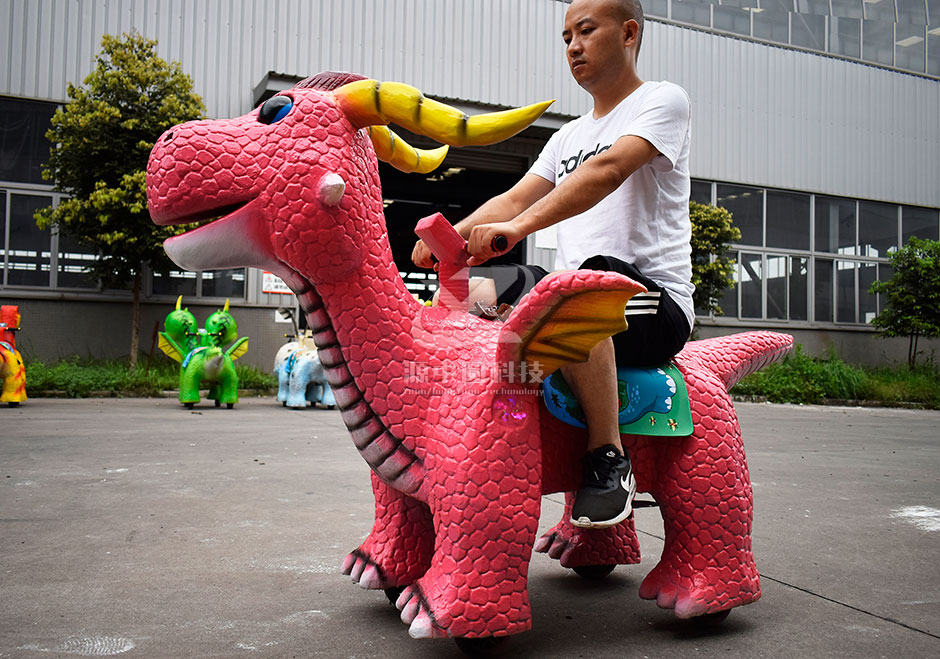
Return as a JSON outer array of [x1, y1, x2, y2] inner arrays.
[[158, 297, 249, 409]]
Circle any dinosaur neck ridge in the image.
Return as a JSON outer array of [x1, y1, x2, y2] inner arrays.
[[296, 283, 424, 495]]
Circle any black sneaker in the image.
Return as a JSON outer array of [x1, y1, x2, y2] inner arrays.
[[570, 444, 637, 528]]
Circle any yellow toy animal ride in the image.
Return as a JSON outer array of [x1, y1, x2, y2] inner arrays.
[[0, 305, 27, 406]]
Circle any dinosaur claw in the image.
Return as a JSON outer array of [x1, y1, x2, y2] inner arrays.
[[533, 533, 554, 553], [408, 609, 448, 639], [395, 585, 415, 611], [340, 553, 356, 575], [401, 597, 420, 624], [548, 536, 568, 560], [350, 557, 366, 582], [358, 564, 385, 589]]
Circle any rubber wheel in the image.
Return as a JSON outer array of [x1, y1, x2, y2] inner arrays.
[[184, 402, 194, 409], [8, 402, 19, 408], [691, 609, 731, 626], [227, 403, 234, 409], [454, 636, 507, 657], [572, 564, 616, 579], [383, 586, 405, 606], [215, 399, 221, 407]]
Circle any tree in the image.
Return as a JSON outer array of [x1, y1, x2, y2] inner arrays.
[[689, 201, 741, 316], [35, 32, 204, 369], [869, 237, 940, 370]]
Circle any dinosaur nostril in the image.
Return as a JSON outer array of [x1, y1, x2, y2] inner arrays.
[[164, 131, 174, 142]]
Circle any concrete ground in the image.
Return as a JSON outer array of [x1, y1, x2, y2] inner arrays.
[[1, 398, 939, 658]]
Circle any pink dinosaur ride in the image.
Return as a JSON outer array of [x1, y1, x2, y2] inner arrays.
[[146, 72, 793, 647]]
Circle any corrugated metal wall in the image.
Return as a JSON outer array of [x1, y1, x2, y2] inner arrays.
[[1, 0, 937, 208]]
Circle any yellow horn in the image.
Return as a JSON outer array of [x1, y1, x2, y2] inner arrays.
[[335, 79, 553, 147], [367, 126, 449, 174], [175, 295, 183, 311], [223, 298, 230, 312]]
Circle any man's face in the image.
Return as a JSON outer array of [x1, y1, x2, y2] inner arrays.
[[562, 0, 631, 90]]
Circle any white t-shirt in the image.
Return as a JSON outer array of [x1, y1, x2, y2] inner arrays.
[[528, 80, 695, 328]]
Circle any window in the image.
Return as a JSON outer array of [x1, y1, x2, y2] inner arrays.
[[690, 179, 712, 204], [152, 269, 197, 297], [815, 196, 856, 255], [858, 201, 897, 257], [5, 193, 52, 287], [896, 0, 927, 22], [929, 0, 940, 22], [830, 17, 862, 57], [201, 269, 246, 298], [645, 0, 670, 18], [753, 9, 791, 44], [0, 97, 58, 185], [57, 231, 98, 289], [930, 30, 940, 76], [836, 259, 857, 322], [832, 0, 866, 18], [718, 250, 739, 317], [714, 6, 752, 35], [862, 20, 896, 66], [767, 190, 810, 250], [902, 205, 939, 243], [815, 258, 834, 322], [718, 184, 763, 246], [796, 0, 831, 15], [767, 254, 788, 319], [741, 252, 763, 318], [672, 0, 714, 27], [791, 12, 827, 49], [895, 24, 926, 73], [790, 256, 809, 321], [858, 260, 878, 323], [864, 0, 898, 21]]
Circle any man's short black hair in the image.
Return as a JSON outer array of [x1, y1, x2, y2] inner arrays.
[[614, 0, 645, 59]]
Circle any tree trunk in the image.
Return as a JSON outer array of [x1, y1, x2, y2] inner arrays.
[[129, 270, 141, 371]]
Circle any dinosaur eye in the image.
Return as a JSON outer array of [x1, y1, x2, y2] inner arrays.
[[258, 95, 293, 124]]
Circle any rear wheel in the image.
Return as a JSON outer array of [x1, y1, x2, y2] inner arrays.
[[454, 636, 507, 657]]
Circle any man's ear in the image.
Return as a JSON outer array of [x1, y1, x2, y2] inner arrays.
[[623, 19, 640, 48]]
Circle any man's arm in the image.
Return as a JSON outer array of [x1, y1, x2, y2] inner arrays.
[[466, 134, 660, 265], [412, 173, 554, 268]]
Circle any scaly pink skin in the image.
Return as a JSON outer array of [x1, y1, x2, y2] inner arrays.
[[146, 74, 793, 639]]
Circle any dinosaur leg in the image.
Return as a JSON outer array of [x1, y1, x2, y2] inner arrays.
[[396, 430, 541, 639], [637, 376, 760, 618], [217, 363, 239, 405], [534, 491, 641, 568], [285, 368, 308, 408], [342, 472, 434, 591]]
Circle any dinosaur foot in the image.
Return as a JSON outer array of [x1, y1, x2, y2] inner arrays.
[[341, 551, 392, 590], [395, 586, 449, 639], [534, 515, 641, 568], [638, 558, 761, 619]]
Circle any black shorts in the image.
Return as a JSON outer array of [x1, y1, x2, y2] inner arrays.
[[471, 256, 691, 368], [578, 255, 691, 367]]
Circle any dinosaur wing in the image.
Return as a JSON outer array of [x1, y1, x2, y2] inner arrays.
[[496, 270, 647, 379], [226, 337, 249, 361], [158, 332, 185, 363]]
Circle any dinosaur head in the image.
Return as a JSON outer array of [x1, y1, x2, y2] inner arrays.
[[204, 298, 238, 347], [147, 72, 552, 292], [164, 296, 198, 346], [0, 305, 21, 347]]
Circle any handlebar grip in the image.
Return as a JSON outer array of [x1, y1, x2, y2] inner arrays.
[[491, 235, 509, 253]]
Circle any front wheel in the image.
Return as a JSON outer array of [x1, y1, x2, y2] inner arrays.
[[572, 564, 616, 580]]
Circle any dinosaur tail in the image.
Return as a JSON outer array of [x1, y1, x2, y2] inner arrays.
[[676, 331, 794, 391]]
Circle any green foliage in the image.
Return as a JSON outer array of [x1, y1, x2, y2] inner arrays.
[[24, 357, 276, 398], [732, 345, 940, 408], [869, 237, 940, 369], [35, 32, 204, 287], [689, 201, 741, 315]]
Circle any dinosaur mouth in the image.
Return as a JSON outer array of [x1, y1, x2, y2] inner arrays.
[[160, 197, 285, 274]]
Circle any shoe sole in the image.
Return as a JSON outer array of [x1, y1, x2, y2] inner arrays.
[[569, 473, 638, 529]]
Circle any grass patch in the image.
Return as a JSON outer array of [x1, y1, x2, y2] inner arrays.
[[732, 345, 940, 408], [24, 356, 276, 398]]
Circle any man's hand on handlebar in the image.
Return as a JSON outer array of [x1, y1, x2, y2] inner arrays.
[[411, 238, 438, 271], [466, 223, 522, 266]]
